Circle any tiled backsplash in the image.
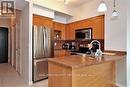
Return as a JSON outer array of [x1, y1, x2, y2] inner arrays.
[[54, 39, 104, 51]]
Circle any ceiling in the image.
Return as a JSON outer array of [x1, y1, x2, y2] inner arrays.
[[58, 0, 93, 7], [15, 0, 94, 10]]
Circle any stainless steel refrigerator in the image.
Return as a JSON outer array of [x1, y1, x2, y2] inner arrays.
[[33, 25, 53, 82]]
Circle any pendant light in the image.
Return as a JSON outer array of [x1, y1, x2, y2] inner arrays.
[[112, 0, 118, 17], [57, 0, 70, 4], [64, 0, 69, 4], [98, 1, 107, 12]]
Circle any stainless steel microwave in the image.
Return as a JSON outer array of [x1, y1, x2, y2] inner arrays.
[[75, 28, 92, 40]]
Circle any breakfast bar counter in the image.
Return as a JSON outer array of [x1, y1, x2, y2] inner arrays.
[[48, 52, 126, 87]]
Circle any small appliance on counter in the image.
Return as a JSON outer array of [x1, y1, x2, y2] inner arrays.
[[62, 42, 76, 50], [62, 42, 70, 49], [69, 42, 76, 51]]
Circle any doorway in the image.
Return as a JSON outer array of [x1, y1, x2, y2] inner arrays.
[[0, 27, 8, 63]]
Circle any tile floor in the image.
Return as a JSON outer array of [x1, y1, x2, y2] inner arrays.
[[0, 63, 48, 87]]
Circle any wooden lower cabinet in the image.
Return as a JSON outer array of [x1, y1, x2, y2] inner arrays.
[[48, 61, 116, 87], [49, 63, 72, 87]]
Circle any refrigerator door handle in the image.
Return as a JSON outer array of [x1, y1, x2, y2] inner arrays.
[[33, 25, 38, 59], [43, 26, 47, 57], [43, 26, 46, 57]]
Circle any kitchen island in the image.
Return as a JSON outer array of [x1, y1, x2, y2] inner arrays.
[[48, 52, 126, 87]]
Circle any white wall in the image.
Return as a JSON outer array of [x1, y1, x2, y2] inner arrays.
[[68, 0, 103, 22], [21, 2, 32, 85], [116, 58, 126, 87], [33, 3, 72, 24], [105, 1, 127, 86], [104, 1, 127, 86], [127, 0, 130, 86], [33, 4, 55, 18], [32, 4, 72, 24], [54, 13, 67, 24], [105, 0, 127, 51], [32, 0, 73, 15], [54, 12, 72, 24]]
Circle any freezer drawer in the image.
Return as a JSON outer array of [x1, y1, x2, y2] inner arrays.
[[33, 59, 48, 82]]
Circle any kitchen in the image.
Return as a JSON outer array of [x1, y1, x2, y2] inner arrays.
[[30, 0, 126, 86], [0, 0, 129, 87], [33, 13, 105, 81]]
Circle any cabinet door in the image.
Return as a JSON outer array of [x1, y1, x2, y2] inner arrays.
[[53, 22, 66, 40], [33, 16, 43, 25], [54, 22, 61, 31], [61, 24, 66, 40], [65, 24, 70, 40], [66, 23, 75, 40], [74, 21, 81, 29], [81, 19, 92, 28], [44, 18, 53, 28], [92, 16, 104, 39], [33, 14, 53, 28]]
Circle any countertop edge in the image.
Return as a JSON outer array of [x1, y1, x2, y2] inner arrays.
[[48, 55, 126, 69]]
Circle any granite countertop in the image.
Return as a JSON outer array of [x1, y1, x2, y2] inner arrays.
[[48, 53, 126, 69]]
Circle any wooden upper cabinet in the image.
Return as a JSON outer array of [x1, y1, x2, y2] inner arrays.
[[65, 15, 104, 40], [92, 15, 104, 39], [33, 15, 104, 40], [53, 22, 66, 40], [60, 23, 66, 40], [65, 23, 75, 40], [53, 22, 61, 30], [82, 19, 92, 28], [33, 14, 53, 28], [74, 19, 92, 30]]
